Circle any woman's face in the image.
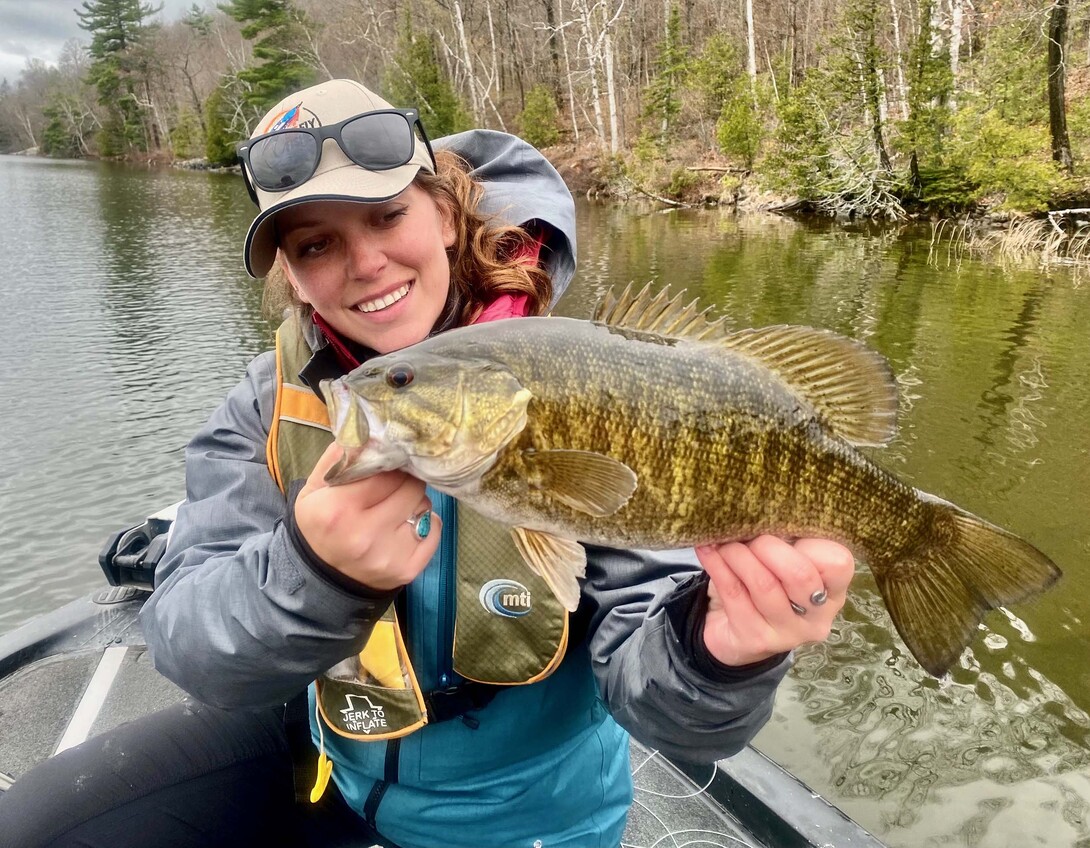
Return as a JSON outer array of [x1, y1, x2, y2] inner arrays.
[[276, 186, 456, 354]]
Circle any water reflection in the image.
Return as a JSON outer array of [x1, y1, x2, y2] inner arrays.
[[0, 157, 270, 634]]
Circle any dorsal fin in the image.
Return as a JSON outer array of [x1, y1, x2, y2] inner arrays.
[[719, 325, 898, 446], [593, 282, 730, 341], [592, 284, 899, 447]]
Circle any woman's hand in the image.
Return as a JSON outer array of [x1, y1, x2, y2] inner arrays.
[[695, 536, 855, 668], [293, 443, 441, 590]]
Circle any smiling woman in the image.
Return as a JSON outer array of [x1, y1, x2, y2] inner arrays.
[[0, 78, 855, 848]]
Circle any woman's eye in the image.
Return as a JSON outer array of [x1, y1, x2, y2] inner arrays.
[[385, 363, 415, 389], [382, 208, 408, 225], [297, 239, 329, 258]]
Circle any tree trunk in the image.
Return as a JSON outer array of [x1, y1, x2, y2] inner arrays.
[[1048, 0, 1074, 173], [604, 26, 619, 153], [948, 0, 963, 110], [451, 0, 483, 123], [542, 0, 563, 100], [745, 0, 758, 99], [889, 0, 909, 120], [575, 0, 607, 146], [558, 6, 579, 143], [789, 0, 802, 86], [859, 0, 892, 172]]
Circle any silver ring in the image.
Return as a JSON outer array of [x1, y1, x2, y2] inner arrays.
[[810, 589, 828, 606], [406, 509, 432, 540], [790, 600, 807, 616]]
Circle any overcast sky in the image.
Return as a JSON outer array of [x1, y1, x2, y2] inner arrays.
[[1, 0, 197, 85]]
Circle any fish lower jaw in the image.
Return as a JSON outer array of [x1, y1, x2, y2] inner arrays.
[[355, 283, 411, 314]]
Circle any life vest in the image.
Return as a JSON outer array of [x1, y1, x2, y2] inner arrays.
[[268, 312, 569, 743]]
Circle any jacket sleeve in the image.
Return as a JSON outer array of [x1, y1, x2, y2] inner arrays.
[[583, 544, 791, 764], [140, 351, 392, 709]]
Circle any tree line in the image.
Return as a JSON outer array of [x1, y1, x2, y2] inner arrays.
[[2, 0, 1089, 217]]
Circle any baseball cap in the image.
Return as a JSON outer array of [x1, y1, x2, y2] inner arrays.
[[241, 79, 436, 278]]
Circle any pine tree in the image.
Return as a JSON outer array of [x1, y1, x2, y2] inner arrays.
[[383, 13, 468, 137], [220, 0, 317, 112], [644, 4, 687, 143], [76, 0, 161, 154]]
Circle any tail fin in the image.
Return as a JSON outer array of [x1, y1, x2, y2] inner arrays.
[[872, 495, 1061, 677]]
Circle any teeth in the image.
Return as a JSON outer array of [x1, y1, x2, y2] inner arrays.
[[357, 283, 410, 313]]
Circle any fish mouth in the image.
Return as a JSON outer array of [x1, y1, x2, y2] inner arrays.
[[325, 441, 407, 485], [353, 282, 412, 314], [320, 378, 407, 484]]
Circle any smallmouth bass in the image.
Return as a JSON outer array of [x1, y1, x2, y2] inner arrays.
[[320, 285, 1060, 677]]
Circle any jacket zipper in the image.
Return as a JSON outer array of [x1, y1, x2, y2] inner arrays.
[[435, 491, 457, 689]]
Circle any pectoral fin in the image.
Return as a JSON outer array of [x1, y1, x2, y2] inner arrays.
[[523, 449, 637, 516], [511, 527, 586, 612]]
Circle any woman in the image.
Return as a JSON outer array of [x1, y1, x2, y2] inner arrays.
[[1, 79, 854, 848]]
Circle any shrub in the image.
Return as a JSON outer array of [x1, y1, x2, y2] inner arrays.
[[517, 85, 560, 149]]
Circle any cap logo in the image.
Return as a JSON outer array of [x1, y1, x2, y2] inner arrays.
[[263, 103, 321, 133]]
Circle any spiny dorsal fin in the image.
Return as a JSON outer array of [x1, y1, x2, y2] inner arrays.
[[593, 282, 730, 341], [719, 325, 898, 446], [592, 284, 898, 447]]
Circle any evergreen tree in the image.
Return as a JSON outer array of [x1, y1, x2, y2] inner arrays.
[[896, 0, 953, 194], [517, 84, 560, 149], [220, 0, 317, 112], [644, 4, 687, 143], [76, 0, 161, 155], [383, 14, 468, 137]]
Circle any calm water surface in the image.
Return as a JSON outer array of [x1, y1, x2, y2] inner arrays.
[[3, 155, 1089, 847]]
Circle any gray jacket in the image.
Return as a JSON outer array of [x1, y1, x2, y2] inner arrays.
[[141, 130, 790, 768]]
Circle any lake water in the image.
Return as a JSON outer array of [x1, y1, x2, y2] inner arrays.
[[3, 154, 1089, 847]]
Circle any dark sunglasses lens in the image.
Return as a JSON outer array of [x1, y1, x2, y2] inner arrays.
[[341, 113, 413, 169], [248, 131, 318, 191]]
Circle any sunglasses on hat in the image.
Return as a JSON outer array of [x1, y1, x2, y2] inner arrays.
[[236, 108, 436, 204]]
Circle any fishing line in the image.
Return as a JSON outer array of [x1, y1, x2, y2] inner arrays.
[[636, 762, 719, 800], [630, 748, 723, 800], [631, 747, 661, 775], [622, 798, 681, 848], [643, 827, 758, 848], [624, 749, 758, 848]]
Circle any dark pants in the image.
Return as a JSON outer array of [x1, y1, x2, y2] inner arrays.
[[0, 698, 389, 848]]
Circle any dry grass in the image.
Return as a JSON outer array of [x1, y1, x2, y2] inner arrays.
[[930, 211, 1090, 272]]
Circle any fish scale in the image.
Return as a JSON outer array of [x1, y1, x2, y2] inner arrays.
[[323, 287, 1061, 678]]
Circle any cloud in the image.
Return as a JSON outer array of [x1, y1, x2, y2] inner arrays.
[[0, 1, 84, 82], [0, 0, 199, 85]]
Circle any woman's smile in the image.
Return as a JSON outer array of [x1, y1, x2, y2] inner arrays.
[[354, 282, 412, 314]]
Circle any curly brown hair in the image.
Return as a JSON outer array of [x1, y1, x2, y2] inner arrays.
[[261, 150, 553, 328]]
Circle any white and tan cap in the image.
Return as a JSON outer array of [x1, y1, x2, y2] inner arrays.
[[242, 79, 435, 278]]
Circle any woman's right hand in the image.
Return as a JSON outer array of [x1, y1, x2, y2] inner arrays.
[[293, 443, 441, 590]]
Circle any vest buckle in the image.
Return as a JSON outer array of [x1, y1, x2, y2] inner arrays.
[[424, 682, 499, 726]]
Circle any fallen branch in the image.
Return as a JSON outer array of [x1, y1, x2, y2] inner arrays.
[[1047, 207, 1090, 236], [621, 177, 693, 207], [685, 166, 749, 174]]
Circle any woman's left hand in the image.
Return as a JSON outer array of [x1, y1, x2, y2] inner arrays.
[[695, 536, 855, 668]]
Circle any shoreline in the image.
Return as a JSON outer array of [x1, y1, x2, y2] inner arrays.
[[10, 146, 1090, 266]]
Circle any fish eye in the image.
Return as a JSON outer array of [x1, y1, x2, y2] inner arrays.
[[385, 363, 415, 389]]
